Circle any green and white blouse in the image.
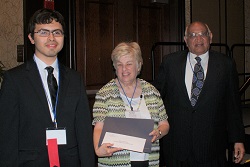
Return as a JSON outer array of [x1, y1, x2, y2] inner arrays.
[[92, 78, 168, 167]]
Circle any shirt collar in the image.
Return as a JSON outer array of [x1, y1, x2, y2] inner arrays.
[[33, 54, 58, 73], [189, 51, 209, 61]]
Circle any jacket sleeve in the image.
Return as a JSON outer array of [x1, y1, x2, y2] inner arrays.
[[0, 71, 19, 166], [75, 76, 95, 167], [153, 56, 168, 100], [226, 57, 245, 143]]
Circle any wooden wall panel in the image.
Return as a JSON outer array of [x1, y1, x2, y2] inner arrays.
[[85, 2, 115, 87], [137, 5, 162, 81], [76, 0, 184, 91]]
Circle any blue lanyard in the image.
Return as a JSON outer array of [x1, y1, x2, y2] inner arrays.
[[53, 72, 59, 128], [44, 67, 60, 128], [46, 84, 59, 128], [117, 78, 137, 111], [34, 58, 60, 128]]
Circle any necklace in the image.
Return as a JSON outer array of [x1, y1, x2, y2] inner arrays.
[[117, 78, 137, 111], [126, 95, 143, 118], [122, 94, 143, 112]]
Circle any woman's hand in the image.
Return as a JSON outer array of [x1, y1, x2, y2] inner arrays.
[[94, 122, 123, 157], [149, 120, 170, 143], [149, 129, 161, 143], [95, 143, 123, 157]]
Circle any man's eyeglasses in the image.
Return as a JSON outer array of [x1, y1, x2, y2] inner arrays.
[[33, 29, 64, 37], [187, 32, 209, 39]]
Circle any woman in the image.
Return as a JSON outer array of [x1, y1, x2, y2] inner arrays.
[[92, 42, 170, 167]]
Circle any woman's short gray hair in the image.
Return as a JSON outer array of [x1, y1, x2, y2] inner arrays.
[[111, 42, 143, 69]]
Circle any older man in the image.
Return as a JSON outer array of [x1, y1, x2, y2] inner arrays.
[[154, 21, 245, 167]]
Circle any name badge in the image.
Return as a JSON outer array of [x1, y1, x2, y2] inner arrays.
[[46, 127, 67, 145]]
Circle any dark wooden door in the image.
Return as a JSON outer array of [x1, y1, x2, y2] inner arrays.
[[76, 0, 184, 91]]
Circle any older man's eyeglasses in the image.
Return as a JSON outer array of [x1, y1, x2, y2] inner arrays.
[[33, 29, 64, 37], [187, 32, 209, 39]]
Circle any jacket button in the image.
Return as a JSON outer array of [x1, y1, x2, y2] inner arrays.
[[192, 110, 196, 113]]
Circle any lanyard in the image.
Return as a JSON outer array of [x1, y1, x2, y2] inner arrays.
[[34, 58, 60, 128], [44, 66, 60, 128], [117, 78, 137, 111], [52, 80, 59, 128], [44, 84, 59, 128]]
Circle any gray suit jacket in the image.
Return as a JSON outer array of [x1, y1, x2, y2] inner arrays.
[[154, 50, 245, 163], [0, 59, 95, 167]]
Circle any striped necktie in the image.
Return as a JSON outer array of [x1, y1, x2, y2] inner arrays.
[[45, 66, 58, 109]]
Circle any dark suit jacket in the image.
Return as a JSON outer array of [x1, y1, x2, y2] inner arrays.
[[0, 59, 95, 167], [154, 50, 245, 163]]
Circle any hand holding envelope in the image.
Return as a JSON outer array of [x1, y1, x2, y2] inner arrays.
[[99, 117, 154, 153], [102, 132, 147, 153], [149, 129, 162, 143], [96, 142, 123, 157]]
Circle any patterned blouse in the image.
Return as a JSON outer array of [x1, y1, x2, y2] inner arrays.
[[92, 78, 168, 167]]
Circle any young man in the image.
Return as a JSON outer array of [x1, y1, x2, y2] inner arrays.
[[154, 21, 245, 167], [0, 8, 95, 166]]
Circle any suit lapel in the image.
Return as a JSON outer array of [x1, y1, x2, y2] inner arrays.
[[25, 60, 53, 122], [195, 51, 220, 107], [55, 64, 69, 119], [175, 51, 192, 105]]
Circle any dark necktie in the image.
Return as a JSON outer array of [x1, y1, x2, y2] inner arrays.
[[190, 57, 204, 107], [45, 66, 58, 109]]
